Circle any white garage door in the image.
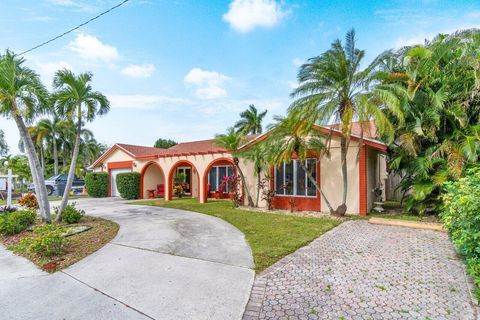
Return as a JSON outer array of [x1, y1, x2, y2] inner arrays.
[[111, 168, 131, 197]]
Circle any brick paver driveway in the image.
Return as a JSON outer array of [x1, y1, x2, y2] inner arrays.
[[243, 220, 478, 320]]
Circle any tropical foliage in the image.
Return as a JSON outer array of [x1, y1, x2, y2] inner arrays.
[[85, 172, 109, 198], [154, 138, 177, 149], [116, 172, 140, 200], [441, 167, 480, 299], [279, 29, 395, 215], [234, 104, 268, 134], [377, 29, 480, 213], [0, 130, 8, 155], [52, 69, 110, 220]]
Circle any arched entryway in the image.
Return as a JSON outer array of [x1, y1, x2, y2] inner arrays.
[[168, 160, 200, 200], [203, 158, 235, 202], [140, 161, 166, 199]]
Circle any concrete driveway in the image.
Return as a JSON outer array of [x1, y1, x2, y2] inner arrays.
[[0, 198, 255, 320]]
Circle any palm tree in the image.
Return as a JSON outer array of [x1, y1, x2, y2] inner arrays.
[[0, 51, 51, 221], [264, 115, 335, 212], [289, 29, 394, 215], [241, 143, 267, 207], [38, 116, 62, 175], [215, 128, 254, 207], [53, 69, 109, 221], [19, 125, 48, 173], [0, 130, 8, 156], [234, 104, 268, 134]]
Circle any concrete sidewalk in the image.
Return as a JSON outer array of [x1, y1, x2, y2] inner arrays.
[[1, 198, 255, 320]]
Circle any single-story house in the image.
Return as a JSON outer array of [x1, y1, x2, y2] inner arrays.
[[90, 121, 388, 216]]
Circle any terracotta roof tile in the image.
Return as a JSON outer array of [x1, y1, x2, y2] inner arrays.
[[328, 120, 378, 139], [116, 143, 168, 158]]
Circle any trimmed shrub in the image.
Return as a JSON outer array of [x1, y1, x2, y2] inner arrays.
[[116, 172, 140, 200], [17, 193, 39, 210], [85, 172, 109, 198], [22, 224, 67, 257], [56, 202, 85, 224], [441, 167, 480, 300], [0, 210, 36, 235]]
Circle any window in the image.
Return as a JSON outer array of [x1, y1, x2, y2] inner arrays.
[[208, 165, 234, 193], [274, 159, 317, 197]]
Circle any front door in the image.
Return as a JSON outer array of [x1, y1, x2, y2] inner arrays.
[[177, 167, 191, 195]]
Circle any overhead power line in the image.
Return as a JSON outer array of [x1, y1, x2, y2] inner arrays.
[[19, 0, 130, 56]]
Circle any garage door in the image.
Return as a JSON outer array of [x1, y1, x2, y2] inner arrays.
[[111, 168, 131, 197]]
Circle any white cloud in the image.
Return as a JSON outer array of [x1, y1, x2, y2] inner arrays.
[[107, 94, 191, 109], [36, 60, 72, 86], [292, 57, 304, 67], [184, 68, 230, 99], [121, 64, 155, 78], [223, 0, 287, 33], [68, 33, 119, 63]]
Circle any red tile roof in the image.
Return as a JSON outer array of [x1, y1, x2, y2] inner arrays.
[[116, 143, 168, 158], [166, 139, 227, 154], [328, 120, 378, 139]]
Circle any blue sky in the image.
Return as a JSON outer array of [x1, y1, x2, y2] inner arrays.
[[1, 0, 480, 154]]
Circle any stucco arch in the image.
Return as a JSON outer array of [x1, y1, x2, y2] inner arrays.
[[202, 157, 235, 202], [140, 161, 166, 199], [168, 160, 201, 201]]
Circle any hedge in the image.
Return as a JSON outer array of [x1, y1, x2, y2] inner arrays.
[[116, 172, 140, 200], [441, 167, 480, 300], [85, 172, 109, 197]]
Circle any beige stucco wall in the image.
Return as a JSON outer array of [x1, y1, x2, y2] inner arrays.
[[320, 141, 360, 214], [238, 158, 268, 208], [142, 163, 164, 199], [108, 149, 134, 163]]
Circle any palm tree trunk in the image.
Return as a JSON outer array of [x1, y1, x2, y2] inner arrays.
[[53, 132, 58, 175], [255, 169, 261, 207], [336, 136, 348, 215], [57, 110, 82, 221], [234, 158, 254, 207], [40, 146, 45, 173], [12, 108, 51, 222], [297, 159, 334, 212]]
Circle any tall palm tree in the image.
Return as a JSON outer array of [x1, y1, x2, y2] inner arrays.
[[289, 29, 394, 215], [241, 143, 267, 207], [53, 69, 109, 220], [264, 115, 335, 212], [0, 51, 51, 221], [215, 128, 254, 207], [234, 104, 268, 134], [0, 130, 8, 156], [19, 125, 48, 173]]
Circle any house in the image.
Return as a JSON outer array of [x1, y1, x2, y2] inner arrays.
[[90, 122, 388, 216]]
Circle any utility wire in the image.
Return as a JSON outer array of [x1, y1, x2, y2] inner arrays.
[[19, 0, 130, 56]]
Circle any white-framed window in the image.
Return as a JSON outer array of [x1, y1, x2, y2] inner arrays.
[[274, 159, 317, 197], [208, 166, 234, 192]]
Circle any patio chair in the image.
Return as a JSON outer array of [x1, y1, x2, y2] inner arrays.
[[156, 184, 165, 198]]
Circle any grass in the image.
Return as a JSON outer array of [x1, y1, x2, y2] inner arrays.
[[132, 198, 341, 272], [368, 212, 439, 223], [1, 215, 118, 272]]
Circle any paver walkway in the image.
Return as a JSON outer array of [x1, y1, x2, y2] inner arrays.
[[1, 198, 254, 320], [243, 220, 478, 320]]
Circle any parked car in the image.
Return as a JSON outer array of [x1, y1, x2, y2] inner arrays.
[[28, 174, 85, 196]]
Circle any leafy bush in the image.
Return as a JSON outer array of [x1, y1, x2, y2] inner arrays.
[[17, 193, 39, 210], [85, 172, 109, 198], [56, 202, 84, 224], [441, 167, 480, 300], [22, 224, 67, 257], [116, 172, 140, 200], [0, 210, 36, 235]]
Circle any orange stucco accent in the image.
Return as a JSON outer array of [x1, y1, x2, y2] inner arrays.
[[167, 160, 200, 201], [359, 145, 368, 216], [202, 158, 235, 203], [270, 158, 321, 212], [107, 161, 133, 170]]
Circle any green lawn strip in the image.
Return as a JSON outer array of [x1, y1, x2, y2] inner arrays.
[[132, 199, 341, 272], [367, 212, 439, 223]]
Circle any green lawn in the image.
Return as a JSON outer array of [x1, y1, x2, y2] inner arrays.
[[133, 199, 341, 272]]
